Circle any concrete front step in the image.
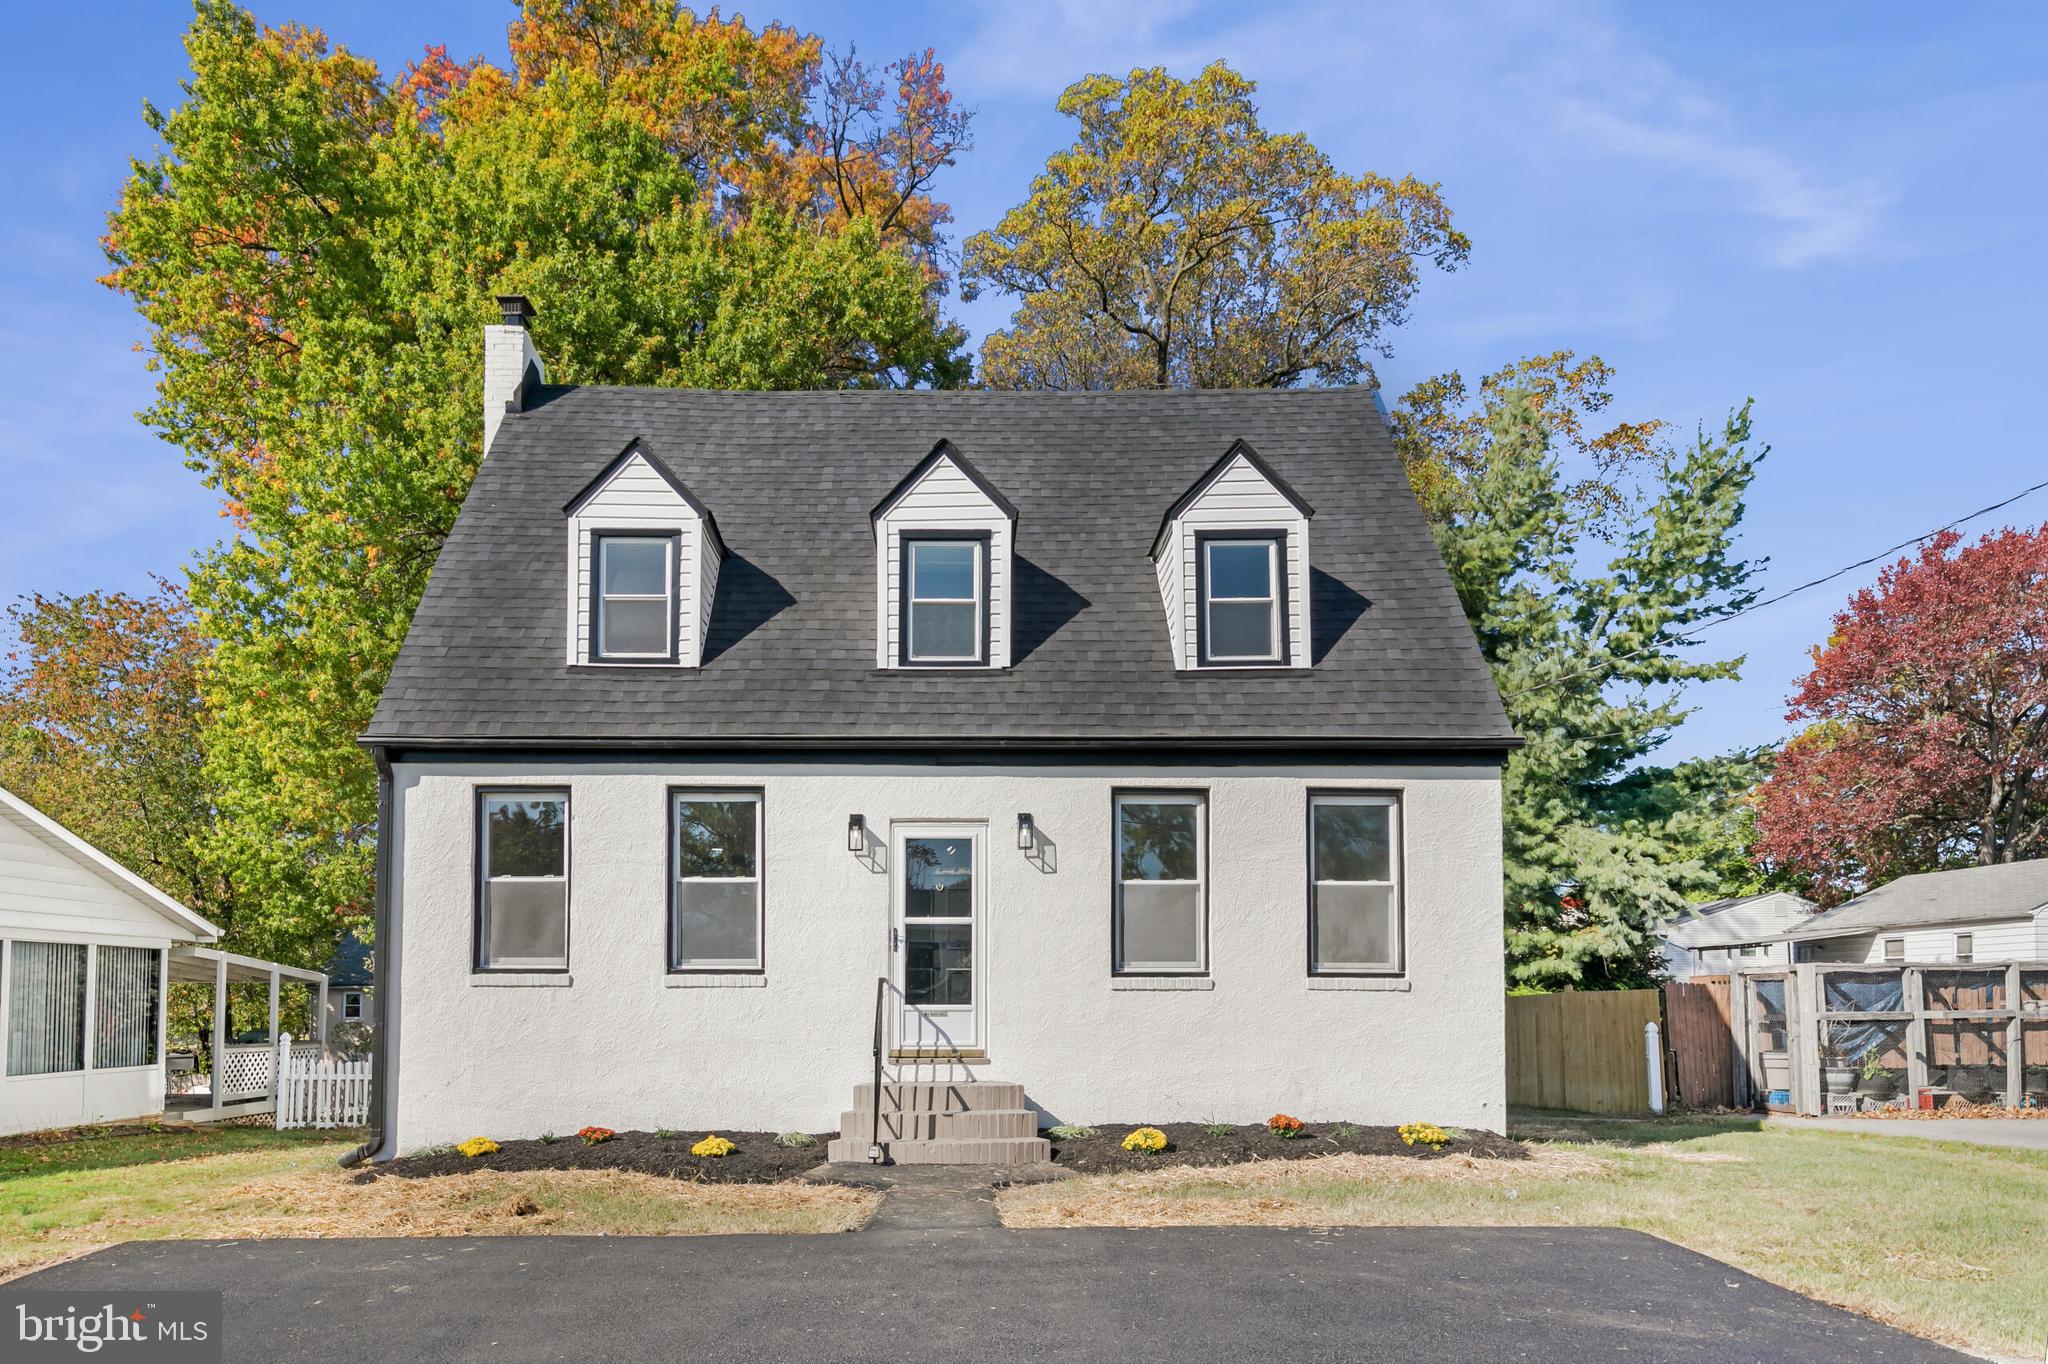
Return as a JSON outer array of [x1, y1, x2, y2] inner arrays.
[[852, 1081, 1027, 1114], [839, 1108, 1039, 1142], [824, 1135, 1053, 1165]]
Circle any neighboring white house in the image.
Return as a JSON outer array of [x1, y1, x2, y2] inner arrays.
[[1659, 892, 1815, 979], [1781, 861, 2048, 965], [0, 786, 338, 1137], [320, 930, 374, 1037], [352, 298, 1518, 1164]]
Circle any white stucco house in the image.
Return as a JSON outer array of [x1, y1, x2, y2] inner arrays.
[[1781, 861, 2048, 965], [349, 297, 1517, 1164], [1658, 892, 1815, 979]]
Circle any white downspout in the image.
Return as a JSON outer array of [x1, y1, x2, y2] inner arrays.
[[1645, 1020, 1666, 1115]]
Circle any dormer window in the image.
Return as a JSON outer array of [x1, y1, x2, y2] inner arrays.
[[904, 536, 987, 665], [1200, 535, 1285, 665], [872, 440, 1016, 670], [594, 533, 677, 661], [1152, 440, 1314, 671], [563, 437, 724, 669]]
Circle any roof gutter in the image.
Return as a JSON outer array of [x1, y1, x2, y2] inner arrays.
[[361, 732, 1524, 756], [338, 745, 396, 1169]]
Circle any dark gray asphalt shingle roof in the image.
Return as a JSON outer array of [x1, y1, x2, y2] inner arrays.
[[366, 387, 1514, 749]]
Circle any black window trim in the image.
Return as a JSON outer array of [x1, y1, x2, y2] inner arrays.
[[589, 529, 683, 666], [473, 785, 572, 975], [1194, 528, 1291, 668], [898, 529, 993, 668], [666, 785, 768, 975], [1109, 786, 1211, 978], [1305, 787, 1407, 979]]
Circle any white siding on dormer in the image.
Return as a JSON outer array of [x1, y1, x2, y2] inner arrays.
[[1157, 452, 1311, 669], [564, 452, 711, 667], [875, 457, 1012, 668], [698, 514, 723, 655]]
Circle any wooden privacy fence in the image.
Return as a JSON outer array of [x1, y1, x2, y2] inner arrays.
[[1663, 977, 1735, 1108], [274, 1033, 371, 1129], [1506, 989, 1662, 1114]]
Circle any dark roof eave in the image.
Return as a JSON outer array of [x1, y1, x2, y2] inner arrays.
[[362, 731, 1522, 755]]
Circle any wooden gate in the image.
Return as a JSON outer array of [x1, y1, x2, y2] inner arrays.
[[1663, 977, 1735, 1108], [1505, 989, 1661, 1114]]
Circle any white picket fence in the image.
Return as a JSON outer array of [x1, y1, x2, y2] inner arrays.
[[273, 1033, 372, 1129]]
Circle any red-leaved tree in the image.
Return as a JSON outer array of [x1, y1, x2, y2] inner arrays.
[[1754, 525, 2048, 902]]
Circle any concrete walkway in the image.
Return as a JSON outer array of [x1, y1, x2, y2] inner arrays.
[[7, 1227, 1968, 1363], [1769, 1115, 2048, 1151]]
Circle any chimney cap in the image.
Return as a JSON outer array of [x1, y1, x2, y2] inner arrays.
[[495, 295, 535, 329]]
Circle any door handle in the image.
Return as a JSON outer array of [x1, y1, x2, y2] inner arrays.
[[891, 927, 901, 952]]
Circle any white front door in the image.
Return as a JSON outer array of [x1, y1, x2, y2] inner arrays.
[[890, 824, 983, 1051]]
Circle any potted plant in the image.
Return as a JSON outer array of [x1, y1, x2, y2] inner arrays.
[[1821, 1048, 1857, 1095], [1855, 1050, 1896, 1100]]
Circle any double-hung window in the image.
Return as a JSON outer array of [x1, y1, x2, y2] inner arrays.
[[903, 537, 985, 664], [594, 534, 675, 661], [1309, 794, 1402, 974], [477, 791, 570, 971], [342, 992, 364, 1021], [1200, 535, 1283, 664], [671, 791, 763, 971], [1114, 792, 1206, 973], [1882, 936, 1905, 964], [1954, 933, 1973, 964]]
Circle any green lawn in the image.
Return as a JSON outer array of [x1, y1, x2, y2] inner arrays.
[[1000, 1112, 2048, 1357], [0, 1122, 874, 1279]]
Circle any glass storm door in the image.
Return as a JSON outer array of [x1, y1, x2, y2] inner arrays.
[[892, 825, 983, 1051]]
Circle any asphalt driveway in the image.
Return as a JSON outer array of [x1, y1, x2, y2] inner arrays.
[[13, 1226, 1965, 1363]]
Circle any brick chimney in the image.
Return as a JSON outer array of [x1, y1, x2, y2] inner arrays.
[[483, 295, 544, 453]]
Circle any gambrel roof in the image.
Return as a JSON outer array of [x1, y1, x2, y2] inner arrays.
[[366, 387, 1514, 750]]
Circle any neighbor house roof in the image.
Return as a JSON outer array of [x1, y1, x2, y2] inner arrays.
[[324, 931, 373, 988], [0, 785, 220, 941], [1660, 892, 1815, 949], [366, 387, 1514, 750], [1781, 861, 2048, 941]]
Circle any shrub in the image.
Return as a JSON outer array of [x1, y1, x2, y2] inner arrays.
[[577, 1126, 615, 1146], [775, 1131, 817, 1149], [1121, 1126, 1168, 1153], [1201, 1121, 1235, 1138], [655, 1129, 682, 1140], [455, 1136, 499, 1158], [692, 1134, 736, 1158], [1266, 1113, 1305, 1139], [1398, 1121, 1450, 1149], [537, 1132, 560, 1145], [1047, 1124, 1099, 1141], [1329, 1122, 1360, 1139]]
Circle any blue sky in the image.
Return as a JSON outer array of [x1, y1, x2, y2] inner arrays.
[[3, 1, 2044, 761]]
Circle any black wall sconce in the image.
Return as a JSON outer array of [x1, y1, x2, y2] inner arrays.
[[847, 813, 867, 852], [1017, 813, 1035, 850]]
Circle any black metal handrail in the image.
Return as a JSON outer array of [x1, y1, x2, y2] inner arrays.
[[868, 975, 887, 1163]]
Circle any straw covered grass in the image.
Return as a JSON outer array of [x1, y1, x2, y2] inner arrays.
[[1, 1125, 875, 1280], [999, 1113, 2048, 1357]]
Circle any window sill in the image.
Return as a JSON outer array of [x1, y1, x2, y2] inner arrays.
[[665, 974, 766, 989], [1308, 977, 1410, 992], [470, 973, 573, 988], [1111, 977, 1215, 991]]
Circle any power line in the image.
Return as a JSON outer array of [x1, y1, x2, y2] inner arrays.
[[1499, 473, 2048, 701]]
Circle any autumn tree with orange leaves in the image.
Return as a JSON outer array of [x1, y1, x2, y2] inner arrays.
[[101, 1, 974, 954]]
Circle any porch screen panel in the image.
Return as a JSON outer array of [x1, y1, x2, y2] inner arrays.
[[94, 946, 161, 1069], [7, 941, 87, 1076]]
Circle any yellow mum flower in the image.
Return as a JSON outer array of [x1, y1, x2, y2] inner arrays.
[[456, 1136, 499, 1158], [1121, 1126, 1168, 1153], [1398, 1122, 1449, 1149], [691, 1134, 736, 1158]]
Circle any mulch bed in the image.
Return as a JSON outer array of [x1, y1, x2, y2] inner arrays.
[[1045, 1122, 1526, 1174], [376, 1130, 837, 1184]]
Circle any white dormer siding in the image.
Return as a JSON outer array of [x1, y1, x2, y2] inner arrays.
[[563, 440, 723, 668], [873, 443, 1016, 669], [1153, 443, 1314, 670]]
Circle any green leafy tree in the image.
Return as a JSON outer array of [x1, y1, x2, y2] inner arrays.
[[963, 61, 1466, 389], [1430, 390, 1765, 987], [102, 2, 972, 947]]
